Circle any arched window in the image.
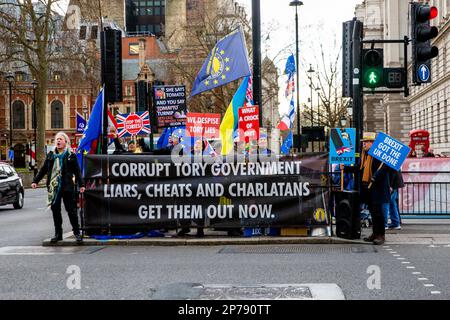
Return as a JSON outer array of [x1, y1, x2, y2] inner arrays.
[[51, 100, 64, 129], [12, 100, 25, 129]]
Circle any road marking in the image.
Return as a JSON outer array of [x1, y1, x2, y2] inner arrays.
[[390, 251, 397, 254], [406, 266, 416, 269], [401, 262, 410, 264], [424, 284, 435, 287], [393, 254, 401, 257], [397, 257, 405, 260], [418, 278, 429, 281], [431, 291, 441, 295], [412, 272, 421, 275], [428, 245, 439, 248]]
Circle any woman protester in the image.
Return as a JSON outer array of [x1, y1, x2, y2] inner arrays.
[[32, 132, 85, 243]]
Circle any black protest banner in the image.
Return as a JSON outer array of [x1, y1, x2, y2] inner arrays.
[[83, 155, 329, 232]]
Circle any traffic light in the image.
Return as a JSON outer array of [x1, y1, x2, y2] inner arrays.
[[411, 3, 439, 84], [362, 48, 384, 88]]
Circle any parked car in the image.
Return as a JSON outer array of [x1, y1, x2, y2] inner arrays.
[[0, 162, 24, 209]]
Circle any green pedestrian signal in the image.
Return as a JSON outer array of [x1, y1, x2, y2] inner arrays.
[[362, 49, 384, 88], [364, 69, 381, 88]]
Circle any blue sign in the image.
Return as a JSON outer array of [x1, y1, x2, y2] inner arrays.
[[368, 132, 411, 171], [418, 64, 430, 82], [329, 128, 356, 165]]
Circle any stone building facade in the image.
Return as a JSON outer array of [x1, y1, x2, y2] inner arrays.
[[355, 0, 450, 155]]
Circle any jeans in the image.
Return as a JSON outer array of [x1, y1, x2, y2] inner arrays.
[[382, 203, 390, 228], [389, 189, 401, 227]]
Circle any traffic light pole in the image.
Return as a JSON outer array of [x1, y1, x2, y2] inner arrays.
[[352, 19, 363, 193]]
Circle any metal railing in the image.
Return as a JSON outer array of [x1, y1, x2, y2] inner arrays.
[[399, 171, 450, 216]]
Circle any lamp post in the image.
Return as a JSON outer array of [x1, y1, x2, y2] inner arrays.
[[315, 86, 321, 151], [307, 64, 315, 152], [5, 72, 14, 154], [289, 0, 303, 152], [31, 79, 38, 175], [340, 115, 347, 128]]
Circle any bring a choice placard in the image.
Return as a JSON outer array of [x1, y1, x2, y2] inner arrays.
[[368, 132, 411, 171]]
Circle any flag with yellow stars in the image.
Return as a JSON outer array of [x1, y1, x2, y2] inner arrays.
[[190, 26, 251, 97]]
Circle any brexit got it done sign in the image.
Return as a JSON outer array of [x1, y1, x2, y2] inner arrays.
[[329, 128, 356, 165], [368, 132, 411, 171]]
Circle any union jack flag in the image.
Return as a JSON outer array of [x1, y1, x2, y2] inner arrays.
[[285, 73, 295, 98], [116, 111, 151, 138], [245, 76, 254, 107]]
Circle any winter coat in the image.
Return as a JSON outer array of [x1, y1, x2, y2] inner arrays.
[[33, 150, 84, 192], [391, 170, 405, 189], [370, 164, 394, 204]]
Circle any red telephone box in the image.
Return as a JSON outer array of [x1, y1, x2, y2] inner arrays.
[[409, 129, 430, 156]]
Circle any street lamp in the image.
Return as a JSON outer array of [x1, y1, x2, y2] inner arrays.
[[315, 86, 321, 151], [340, 115, 347, 128], [307, 64, 315, 152], [5, 72, 14, 155], [31, 79, 38, 175], [289, 0, 303, 152]]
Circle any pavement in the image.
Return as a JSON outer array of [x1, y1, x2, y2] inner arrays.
[[43, 220, 450, 247]]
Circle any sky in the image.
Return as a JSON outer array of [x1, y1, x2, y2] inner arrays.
[[238, 0, 362, 114]]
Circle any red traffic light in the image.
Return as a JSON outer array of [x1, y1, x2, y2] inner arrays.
[[417, 5, 438, 22], [430, 6, 438, 20]]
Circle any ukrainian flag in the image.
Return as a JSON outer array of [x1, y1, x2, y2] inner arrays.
[[220, 76, 250, 155]]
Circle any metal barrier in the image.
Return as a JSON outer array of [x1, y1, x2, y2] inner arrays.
[[399, 171, 450, 217]]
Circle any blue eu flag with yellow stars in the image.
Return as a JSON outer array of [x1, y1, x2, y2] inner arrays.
[[190, 27, 251, 97]]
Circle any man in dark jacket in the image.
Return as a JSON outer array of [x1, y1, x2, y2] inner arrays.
[[32, 132, 85, 243], [387, 170, 404, 230]]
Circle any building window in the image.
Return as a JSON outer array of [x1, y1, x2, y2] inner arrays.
[[125, 85, 132, 96], [79, 25, 87, 40], [51, 100, 64, 129], [54, 72, 62, 81], [15, 72, 25, 82], [90, 25, 98, 40], [129, 43, 139, 55], [126, 0, 165, 35], [12, 100, 25, 129]]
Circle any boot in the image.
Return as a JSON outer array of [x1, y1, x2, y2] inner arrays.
[[50, 232, 63, 243], [177, 227, 191, 236], [196, 228, 204, 238], [363, 234, 376, 242], [373, 235, 385, 245], [75, 233, 83, 244]]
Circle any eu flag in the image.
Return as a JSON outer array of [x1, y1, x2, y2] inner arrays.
[[77, 88, 104, 169], [284, 54, 296, 75], [190, 27, 251, 97], [281, 131, 293, 155]]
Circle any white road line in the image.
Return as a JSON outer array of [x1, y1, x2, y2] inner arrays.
[[406, 266, 416, 269], [401, 262, 410, 264], [397, 257, 405, 260], [424, 284, 435, 287], [418, 278, 429, 281], [393, 255, 401, 257], [431, 291, 441, 295], [390, 251, 397, 254]]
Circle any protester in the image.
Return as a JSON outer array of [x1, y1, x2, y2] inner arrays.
[[347, 132, 387, 245], [387, 169, 404, 230], [423, 148, 435, 158], [258, 133, 272, 155], [31, 132, 85, 243]]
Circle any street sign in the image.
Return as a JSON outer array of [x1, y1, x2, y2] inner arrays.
[[417, 64, 430, 82], [368, 132, 411, 171], [329, 128, 356, 165]]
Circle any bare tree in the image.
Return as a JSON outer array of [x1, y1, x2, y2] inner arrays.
[[0, 0, 99, 166]]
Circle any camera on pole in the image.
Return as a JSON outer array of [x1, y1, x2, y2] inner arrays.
[[411, 3, 439, 84]]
